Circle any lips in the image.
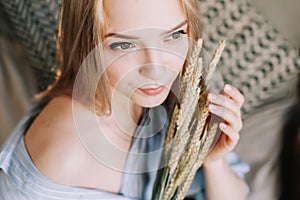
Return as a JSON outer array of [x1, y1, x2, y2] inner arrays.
[[138, 86, 165, 96]]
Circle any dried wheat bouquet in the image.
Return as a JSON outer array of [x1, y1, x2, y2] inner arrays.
[[151, 38, 227, 200]]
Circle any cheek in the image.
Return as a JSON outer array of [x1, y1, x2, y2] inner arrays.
[[166, 41, 189, 72], [172, 56, 186, 71], [106, 67, 118, 87], [106, 64, 126, 87], [105, 50, 148, 86], [106, 58, 137, 88], [164, 51, 187, 74]]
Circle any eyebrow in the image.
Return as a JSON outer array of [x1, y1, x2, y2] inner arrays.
[[160, 20, 188, 35], [104, 32, 139, 40], [104, 20, 188, 39]]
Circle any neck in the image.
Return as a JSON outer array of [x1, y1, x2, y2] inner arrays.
[[97, 89, 143, 149], [111, 88, 143, 134]]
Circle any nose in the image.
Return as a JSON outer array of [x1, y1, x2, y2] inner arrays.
[[139, 48, 166, 80]]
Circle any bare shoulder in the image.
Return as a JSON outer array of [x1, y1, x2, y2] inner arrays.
[[24, 96, 123, 192], [25, 96, 96, 186]]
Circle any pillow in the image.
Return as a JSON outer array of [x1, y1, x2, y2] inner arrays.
[[0, 0, 61, 91], [199, 0, 300, 115]]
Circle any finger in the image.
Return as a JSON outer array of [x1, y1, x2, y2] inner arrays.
[[223, 84, 245, 107], [209, 103, 243, 132], [208, 93, 241, 118], [219, 123, 240, 150]]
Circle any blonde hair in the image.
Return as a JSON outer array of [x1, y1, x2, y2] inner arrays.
[[46, 0, 202, 115]]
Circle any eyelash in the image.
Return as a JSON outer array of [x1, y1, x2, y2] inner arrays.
[[109, 42, 136, 51], [165, 30, 187, 42], [108, 30, 187, 51]]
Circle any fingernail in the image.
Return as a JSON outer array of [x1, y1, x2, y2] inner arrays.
[[209, 104, 217, 110], [225, 84, 232, 91], [220, 123, 227, 129], [208, 93, 217, 100]]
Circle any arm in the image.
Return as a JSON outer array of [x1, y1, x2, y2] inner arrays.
[[203, 158, 247, 200], [203, 84, 248, 200]]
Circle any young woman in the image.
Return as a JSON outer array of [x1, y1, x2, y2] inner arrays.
[[0, 0, 249, 199]]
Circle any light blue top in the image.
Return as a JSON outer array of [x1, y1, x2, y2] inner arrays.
[[0, 100, 249, 199]]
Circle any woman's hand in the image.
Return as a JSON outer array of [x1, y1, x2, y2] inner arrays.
[[204, 84, 245, 165]]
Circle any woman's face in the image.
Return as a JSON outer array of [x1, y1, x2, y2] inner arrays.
[[102, 0, 189, 108]]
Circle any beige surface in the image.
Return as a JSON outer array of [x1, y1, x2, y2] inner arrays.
[[252, 0, 300, 47], [236, 97, 295, 200]]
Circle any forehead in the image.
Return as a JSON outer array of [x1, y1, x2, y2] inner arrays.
[[102, 0, 186, 33]]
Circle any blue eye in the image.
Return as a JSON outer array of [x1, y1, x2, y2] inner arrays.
[[109, 42, 135, 51], [167, 30, 187, 41]]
